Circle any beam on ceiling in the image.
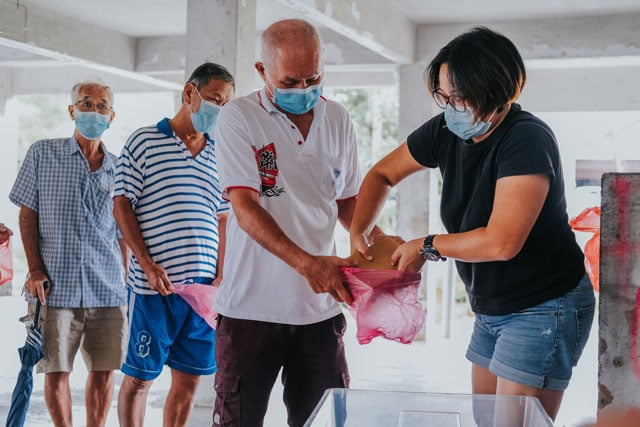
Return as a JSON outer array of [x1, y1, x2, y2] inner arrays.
[[134, 28, 393, 78], [522, 66, 640, 112], [274, 0, 415, 64], [415, 13, 640, 66], [135, 35, 186, 75], [0, 1, 182, 91], [11, 66, 180, 95], [0, 1, 134, 69], [324, 64, 397, 87]]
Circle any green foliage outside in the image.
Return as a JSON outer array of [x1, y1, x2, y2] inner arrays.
[[325, 87, 400, 234], [17, 95, 68, 167]]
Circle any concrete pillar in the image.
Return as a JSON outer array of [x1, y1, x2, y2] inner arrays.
[[0, 68, 18, 296], [395, 63, 433, 239], [396, 63, 439, 340], [185, 0, 257, 406], [185, 0, 257, 96], [598, 173, 640, 411]]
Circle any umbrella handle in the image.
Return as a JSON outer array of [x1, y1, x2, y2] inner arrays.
[[32, 281, 48, 330]]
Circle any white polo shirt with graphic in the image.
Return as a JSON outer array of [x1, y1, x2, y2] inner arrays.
[[215, 88, 361, 325]]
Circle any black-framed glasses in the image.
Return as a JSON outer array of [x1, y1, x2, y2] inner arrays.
[[74, 100, 112, 114], [432, 89, 467, 112]]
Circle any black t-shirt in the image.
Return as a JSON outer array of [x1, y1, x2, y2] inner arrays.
[[407, 104, 585, 315]]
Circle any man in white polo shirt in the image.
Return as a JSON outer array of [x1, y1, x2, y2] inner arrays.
[[213, 19, 380, 426], [113, 63, 234, 427]]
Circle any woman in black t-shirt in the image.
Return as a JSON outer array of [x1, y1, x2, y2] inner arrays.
[[349, 27, 595, 422]]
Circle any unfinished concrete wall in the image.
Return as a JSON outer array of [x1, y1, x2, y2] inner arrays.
[[599, 173, 640, 410]]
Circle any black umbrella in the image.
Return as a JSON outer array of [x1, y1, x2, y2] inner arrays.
[[5, 296, 44, 427]]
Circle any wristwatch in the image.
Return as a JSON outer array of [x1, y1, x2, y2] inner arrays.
[[420, 234, 446, 262]]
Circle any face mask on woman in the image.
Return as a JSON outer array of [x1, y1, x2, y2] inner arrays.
[[444, 105, 495, 140], [191, 87, 222, 134], [75, 111, 110, 140]]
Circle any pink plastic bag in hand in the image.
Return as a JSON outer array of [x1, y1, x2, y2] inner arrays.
[[0, 241, 13, 286], [172, 283, 218, 329], [340, 267, 424, 345]]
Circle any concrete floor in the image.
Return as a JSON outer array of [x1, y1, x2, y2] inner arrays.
[[0, 294, 598, 426]]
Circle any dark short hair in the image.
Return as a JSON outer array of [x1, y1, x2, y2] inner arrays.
[[425, 27, 526, 118], [187, 62, 235, 90]]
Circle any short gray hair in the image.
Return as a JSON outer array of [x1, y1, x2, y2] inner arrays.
[[71, 77, 114, 106], [260, 19, 322, 69]]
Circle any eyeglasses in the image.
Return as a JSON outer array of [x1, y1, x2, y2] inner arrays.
[[432, 89, 467, 112], [74, 100, 112, 114]]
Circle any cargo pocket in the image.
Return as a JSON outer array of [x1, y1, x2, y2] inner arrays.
[[213, 374, 241, 426]]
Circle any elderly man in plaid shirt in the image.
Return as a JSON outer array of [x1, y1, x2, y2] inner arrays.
[[9, 78, 128, 427]]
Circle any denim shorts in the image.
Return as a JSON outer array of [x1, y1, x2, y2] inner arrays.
[[466, 275, 595, 390]]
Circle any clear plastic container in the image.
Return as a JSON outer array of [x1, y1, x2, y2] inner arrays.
[[304, 389, 554, 427]]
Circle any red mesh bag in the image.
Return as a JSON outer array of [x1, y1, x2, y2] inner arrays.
[[0, 241, 13, 286], [569, 206, 600, 292], [341, 267, 424, 344]]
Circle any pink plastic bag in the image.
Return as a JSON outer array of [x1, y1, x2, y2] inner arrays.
[[172, 283, 218, 329], [0, 241, 13, 286], [569, 206, 600, 292], [340, 267, 424, 345]]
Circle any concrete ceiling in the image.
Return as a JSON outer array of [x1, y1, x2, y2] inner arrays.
[[16, 0, 640, 35], [1, 0, 640, 107]]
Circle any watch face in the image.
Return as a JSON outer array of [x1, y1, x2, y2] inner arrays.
[[422, 250, 441, 262]]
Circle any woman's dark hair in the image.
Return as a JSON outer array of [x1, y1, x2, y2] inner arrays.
[[187, 62, 235, 90], [425, 27, 526, 118]]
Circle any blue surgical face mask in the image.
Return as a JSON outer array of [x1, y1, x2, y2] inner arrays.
[[444, 105, 494, 140], [75, 111, 110, 140], [191, 87, 222, 134], [272, 83, 323, 115]]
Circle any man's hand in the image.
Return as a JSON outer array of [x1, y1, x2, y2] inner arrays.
[[140, 260, 173, 296], [350, 232, 372, 261], [0, 223, 13, 245], [299, 255, 356, 305], [25, 270, 50, 305]]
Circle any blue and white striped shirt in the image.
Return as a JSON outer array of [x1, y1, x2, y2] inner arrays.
[[9, 137, 126, 308], [113, 118, 229, 294]]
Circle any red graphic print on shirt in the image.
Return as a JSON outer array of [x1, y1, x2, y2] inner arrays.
[[253, 143, 285, 197]]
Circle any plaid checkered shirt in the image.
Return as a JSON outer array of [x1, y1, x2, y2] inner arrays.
[[9, 136, 126, 308]]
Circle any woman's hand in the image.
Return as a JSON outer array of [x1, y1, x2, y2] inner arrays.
[[391, 238, 426, 272]]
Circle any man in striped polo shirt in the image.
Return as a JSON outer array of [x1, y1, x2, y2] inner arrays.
[[113, 63, 234, 427]]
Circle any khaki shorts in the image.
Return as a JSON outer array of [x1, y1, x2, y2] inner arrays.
[[28, 304, 127, 374]]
